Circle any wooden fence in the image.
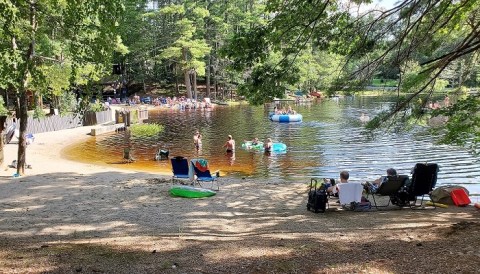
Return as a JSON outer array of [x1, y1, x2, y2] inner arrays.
[[83, 110, 114, 126], [3, 110, 114, 134]]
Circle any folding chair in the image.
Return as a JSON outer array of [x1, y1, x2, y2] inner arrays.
[[190, 158, 219, 191], [401, 163, 439, 209], [171, 156, 191, 184], [337, 183, 363, 210], [368, 175, 409, 209]]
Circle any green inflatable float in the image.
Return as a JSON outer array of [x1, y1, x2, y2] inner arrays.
[[241, 141, 264, 150], [169, 185, 216, 198]]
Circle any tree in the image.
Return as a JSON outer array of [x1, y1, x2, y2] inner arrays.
[[0, 0, 125, 175], [159, 4, 210, 99], [223, 0, 480, 150]]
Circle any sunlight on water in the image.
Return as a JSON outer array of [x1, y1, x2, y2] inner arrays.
[[63, 97, 480, 196]]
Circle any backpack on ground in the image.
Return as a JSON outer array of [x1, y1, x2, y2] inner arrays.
[[307, 178, 328, 213]]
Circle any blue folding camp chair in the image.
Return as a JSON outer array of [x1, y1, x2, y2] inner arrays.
[[191, 158, 219, 191], [171, 156, 190, 184]]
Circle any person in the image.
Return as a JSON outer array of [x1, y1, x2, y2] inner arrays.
[[223, 135, 235, 153], [264, 138, 273, 152], [327, 170, 350, 194], [251, 137, 259, 145], [364, 168, 397, 193], [193, 131, 202, 150], [287, 105, 296, 115], [444, 95, 450, 107]]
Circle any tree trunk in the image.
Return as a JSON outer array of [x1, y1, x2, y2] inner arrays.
[[193, 70, 197, 101], [0, 116, 6, 166], [174, 65, 179, 95], [16, 90, 28, 175], [16, 0, 37, 175], [182, 49, 192, 98], [184, 70, 192, 99], [206, 55, 211, 98]]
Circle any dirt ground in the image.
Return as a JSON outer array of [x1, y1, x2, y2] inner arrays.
[[0, 127, 479, 274]]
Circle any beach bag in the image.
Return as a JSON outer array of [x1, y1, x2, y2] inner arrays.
[[431, 186, 469, 205], [450, 188, 471, 207], [352, 197, 371, 212], [307, 179, 328, 213]]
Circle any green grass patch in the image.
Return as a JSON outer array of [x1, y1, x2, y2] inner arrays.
[[371, 78, 398, 86], [130, 123, 164, 137]]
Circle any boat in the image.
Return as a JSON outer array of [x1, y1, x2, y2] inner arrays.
[[169, 185, 216, 198], [270, 113, 303, 122]]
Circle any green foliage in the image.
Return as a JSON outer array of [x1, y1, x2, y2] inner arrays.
[[371, 79, 398, 87], [432, 95, 480, 153], [130, 123, 164, 137], [59, 91, 77, 115], [89, 100, 104, 112], [33, 106, 46, 119], [0, 96, 8, 116]]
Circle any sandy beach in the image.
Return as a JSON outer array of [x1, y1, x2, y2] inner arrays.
[[0, 127, 479, 273]]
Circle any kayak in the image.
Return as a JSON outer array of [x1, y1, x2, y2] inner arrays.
[[169, 185, 216, 198]]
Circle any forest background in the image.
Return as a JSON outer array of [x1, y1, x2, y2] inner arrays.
[[0, 0, 479, 174]]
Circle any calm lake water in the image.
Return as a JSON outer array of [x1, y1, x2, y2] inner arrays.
[[65, 96, 480, 198]]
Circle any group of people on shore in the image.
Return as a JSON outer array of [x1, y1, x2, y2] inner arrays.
[[325, 168, 404, 196]]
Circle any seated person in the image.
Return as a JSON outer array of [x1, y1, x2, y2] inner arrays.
[[251, 137, 260, 145], [364, 168, 397, 193], [327, 170, 350, 194]]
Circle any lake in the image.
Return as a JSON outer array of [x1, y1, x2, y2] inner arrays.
[[64, 96, 480, 199]]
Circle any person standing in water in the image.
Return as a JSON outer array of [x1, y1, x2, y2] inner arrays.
[[193, 130, 202, 150], [223, 135, 235, 153], [264, 138, 273, 153]]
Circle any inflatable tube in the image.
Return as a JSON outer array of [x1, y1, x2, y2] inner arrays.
[[271, 142, 287, 152], [426, 201, 448, 208], [169, 185, 216, 198], [241, 141, 264, 150], [270, 114, 302, 123]]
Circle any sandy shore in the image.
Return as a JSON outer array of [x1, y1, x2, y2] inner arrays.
[[0, 127, 479, 273]]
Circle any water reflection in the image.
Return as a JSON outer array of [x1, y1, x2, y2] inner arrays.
[[63, 97, 480, 196]]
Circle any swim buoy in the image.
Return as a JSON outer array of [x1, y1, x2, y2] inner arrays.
[[169, 185, 216, 198], [270, 114, 302, 123]]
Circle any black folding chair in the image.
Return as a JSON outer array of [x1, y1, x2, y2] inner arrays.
[[400, 163, 439, 209], [369, 175, 410, 209]]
